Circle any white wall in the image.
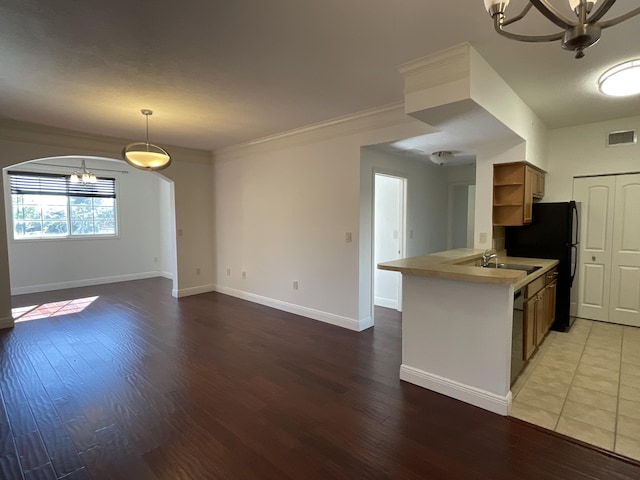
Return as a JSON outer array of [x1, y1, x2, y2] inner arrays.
[[446, 163, 476, 249], [158, 179, 177, 279], [3, 157, 167, 294], [450, 185, 469, 248], [545, 115, 640, 202], [214, 105, 434, 331], [361, 147, 449, 257]]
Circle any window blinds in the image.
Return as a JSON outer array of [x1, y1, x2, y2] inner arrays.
[[8, 171, 116, 198]]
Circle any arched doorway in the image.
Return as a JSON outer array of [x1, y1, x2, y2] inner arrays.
[[2, 155, 178, 324]]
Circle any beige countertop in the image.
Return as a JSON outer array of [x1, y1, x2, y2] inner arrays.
[[378, 248, 558, 290]]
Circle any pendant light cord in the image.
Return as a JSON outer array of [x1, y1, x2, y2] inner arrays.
[[145, 113, 150, 152]]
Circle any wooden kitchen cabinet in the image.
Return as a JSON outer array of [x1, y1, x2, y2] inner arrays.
[[544, 279, 557, 332], [523, 267, 557, 361], [532, 169, 545, 198], [493, 162, 546, 226]]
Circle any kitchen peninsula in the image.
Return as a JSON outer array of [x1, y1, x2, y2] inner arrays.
[[379, 249, 557, 416]]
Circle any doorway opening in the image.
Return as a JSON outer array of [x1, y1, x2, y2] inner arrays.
[[2, 156, 179, 321], [373, 173, 407, 313]]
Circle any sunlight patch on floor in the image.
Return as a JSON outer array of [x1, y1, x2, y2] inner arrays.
[[12, 296, 99, 322]]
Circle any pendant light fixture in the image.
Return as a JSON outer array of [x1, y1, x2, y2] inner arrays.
[[122, 109, 172, 171], [430, 151, 454, 166], [70, 159, 97, 185], [484, 0, 640, 59]]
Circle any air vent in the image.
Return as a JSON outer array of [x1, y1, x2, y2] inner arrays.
[[607, 130, 637, 147]]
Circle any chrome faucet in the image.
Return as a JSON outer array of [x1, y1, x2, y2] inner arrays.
[[481, 250, 498, 267]]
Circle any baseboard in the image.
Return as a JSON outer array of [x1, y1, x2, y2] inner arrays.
[[213, 285, 365, 331], [10, 271, 164, 295], [159, 271, 174, 280], [374, 296, 398, 310], [399, 364, 512, 416], [173, 284, 217, 298], [0, 316, 14, 330], [359, 316, 374, 331]]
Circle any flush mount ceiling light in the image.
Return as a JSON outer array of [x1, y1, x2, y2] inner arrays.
[[599, 59, 640, 96], [430, 151, 455, 166], [484, 0, 640, 59], [70, 159, 97, 185], [122, 109, 171, 171]]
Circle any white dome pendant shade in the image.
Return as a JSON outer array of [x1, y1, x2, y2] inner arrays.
[[122, 109, 171, 171]]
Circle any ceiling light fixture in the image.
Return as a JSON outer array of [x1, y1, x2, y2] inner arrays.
[[430, 151, 454, 166], [598, 59, 640, 96], [484, 0, 640, 59], [70, 159, 97, 185], [122, 109, 171, 171]]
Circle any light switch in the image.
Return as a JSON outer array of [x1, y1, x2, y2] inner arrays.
[[345, 232, 352, 243], [479, 232, 488, 243]]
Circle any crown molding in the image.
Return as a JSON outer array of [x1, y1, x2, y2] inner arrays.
[[0, 118, 211, 164], [214, 102, 409, 159], [397, 43, 471, 95]]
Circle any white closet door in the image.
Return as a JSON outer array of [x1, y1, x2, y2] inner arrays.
[[609, 174, 640, 326], [574, 176, 615, 321]]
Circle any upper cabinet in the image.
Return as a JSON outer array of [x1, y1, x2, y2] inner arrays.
[[493, 162, 546, 226]]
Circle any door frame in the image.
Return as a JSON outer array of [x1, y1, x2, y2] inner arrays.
[[371, 170, 407, 321]]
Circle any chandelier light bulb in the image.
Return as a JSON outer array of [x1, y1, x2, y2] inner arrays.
[[70, 160, 97, 185]]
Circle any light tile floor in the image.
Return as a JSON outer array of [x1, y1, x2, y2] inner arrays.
[[510, 318, 640, 462]]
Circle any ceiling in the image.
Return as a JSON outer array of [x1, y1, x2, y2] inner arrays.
[[1, 0, 639, 153]]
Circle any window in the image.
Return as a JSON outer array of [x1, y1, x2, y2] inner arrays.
[[9, 171, 117, 239]]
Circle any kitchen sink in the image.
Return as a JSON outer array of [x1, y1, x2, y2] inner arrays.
[[483, 263, 542, 275]]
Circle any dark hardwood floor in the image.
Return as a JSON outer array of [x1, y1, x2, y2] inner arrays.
[[1, 278, 639, 479]]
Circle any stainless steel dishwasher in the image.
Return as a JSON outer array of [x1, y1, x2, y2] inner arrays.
[[511, 288, 525, 385]]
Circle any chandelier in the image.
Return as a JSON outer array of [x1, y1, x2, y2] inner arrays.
[[483, 0, 640, 58], [122, 109, 172, 171], [70, 160, 97, 185]]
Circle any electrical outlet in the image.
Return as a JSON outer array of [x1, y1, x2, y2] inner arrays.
[[178, 229, 183, 236], [293, 281, 299, 290], [479, 232, 488, 244], [154, 257, 158, 263], [226, 268, 231, 276], [196, 267, 201, 275], [345, 232, 352, 243], [242, 271, 246, 279], [409, 229, 414, 239]]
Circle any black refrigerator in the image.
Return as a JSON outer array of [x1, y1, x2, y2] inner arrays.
[[505, 201, 580, 332]]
